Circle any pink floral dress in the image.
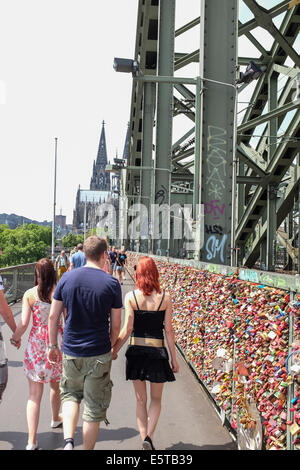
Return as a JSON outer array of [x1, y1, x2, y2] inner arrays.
[[23, 287, 63, 383]]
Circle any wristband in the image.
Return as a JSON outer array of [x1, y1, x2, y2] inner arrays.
[[48, 344, 58, 350]]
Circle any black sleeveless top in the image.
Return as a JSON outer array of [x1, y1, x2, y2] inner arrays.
[[131, 290, 166, 340], [125, 290, 176, 383]]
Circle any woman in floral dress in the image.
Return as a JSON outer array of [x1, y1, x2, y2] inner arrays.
[[11, 258, 63, 450]]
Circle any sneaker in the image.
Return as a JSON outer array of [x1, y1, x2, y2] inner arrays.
[[64, 442, 74, 450], [26, 443, 39, 450], [142, 435, 155, 450], [51, 419, 63, 428], [64, 438, 74, 450]]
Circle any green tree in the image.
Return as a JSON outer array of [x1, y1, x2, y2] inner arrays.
[[62, 233, 84, 249], [0, 224, 52, 267]]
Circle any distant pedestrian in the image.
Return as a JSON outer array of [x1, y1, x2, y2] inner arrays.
[[112, 256, 179, 450], [0, 247, 20, 405], [116, 249, 127, 284], [68, 247, 77, 271], [11, 258, 63, 450], [102, 250, 112, 274], [109, 246, 118, 274], [48, 236, 122, 450], [70, 243, 86, 269], [113, 247, 120, 276], [55, 250, 69, 280]]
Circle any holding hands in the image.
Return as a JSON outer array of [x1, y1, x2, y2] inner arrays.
[[111, 347, 118, 360], [47, 346, 60, 365], [10, 335, 21, 349], [171, 358, 179, 373]]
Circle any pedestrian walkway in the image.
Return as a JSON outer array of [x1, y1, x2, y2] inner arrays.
[[0, 278, 236, 450]]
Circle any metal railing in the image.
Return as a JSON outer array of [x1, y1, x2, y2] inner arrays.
[[0, 263, 36, 304]]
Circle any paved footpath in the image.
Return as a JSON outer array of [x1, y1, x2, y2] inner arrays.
[[0, 277, 236, 451]]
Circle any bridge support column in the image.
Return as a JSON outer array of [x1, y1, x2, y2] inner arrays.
[[260, 208, 267, 270], [266, 184, 278, 271], [195, 0, 238, 266], [266, 71, 279, 272], [140, 82, 156, 254], [153, 0, 175, 256]]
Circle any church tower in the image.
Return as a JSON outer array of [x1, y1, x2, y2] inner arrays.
[[90, 121, 111, 191], [122, 121, 130, 160]]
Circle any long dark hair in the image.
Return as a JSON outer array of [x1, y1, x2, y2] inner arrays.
[[34, 258, 56, 303]]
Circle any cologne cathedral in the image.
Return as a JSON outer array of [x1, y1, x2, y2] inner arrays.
[[72, 121, 128, 233]]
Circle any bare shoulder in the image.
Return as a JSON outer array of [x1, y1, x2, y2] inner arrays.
[[164, 290, 172, 301], [23, 286, 37, 307], [24, 286, 37, 298], [125, 290, 134, 303]]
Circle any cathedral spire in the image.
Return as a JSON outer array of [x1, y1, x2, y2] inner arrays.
[[122, 121, 130, 160], [90, 120, 111, 191], [96, 120, 108, 167]]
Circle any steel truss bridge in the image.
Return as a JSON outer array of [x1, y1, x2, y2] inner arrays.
[[112, 0, 300, 272]]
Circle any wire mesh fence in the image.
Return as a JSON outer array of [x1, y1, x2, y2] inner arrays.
[[0, 263, 36, 304]]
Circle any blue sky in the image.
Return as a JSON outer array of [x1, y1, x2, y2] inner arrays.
[[0, 0, 200, 224]]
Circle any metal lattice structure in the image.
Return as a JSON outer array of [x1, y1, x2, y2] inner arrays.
[[118, 0, 300, 271]]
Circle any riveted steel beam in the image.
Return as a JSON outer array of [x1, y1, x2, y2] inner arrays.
[[153, 0, 176, 255], [194, 0, 238, 266]]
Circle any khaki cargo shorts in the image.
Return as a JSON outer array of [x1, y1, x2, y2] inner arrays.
[[60, 352, 113, 423]]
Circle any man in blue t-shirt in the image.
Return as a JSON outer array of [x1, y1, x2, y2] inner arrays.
[[70, 243, 86, 269], [48, 236, 122, 450]]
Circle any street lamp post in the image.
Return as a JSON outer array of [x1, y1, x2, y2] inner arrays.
[[51, 137, 58, 263], [83, 196, 87, 241]]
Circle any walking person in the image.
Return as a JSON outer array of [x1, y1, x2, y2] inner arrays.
[[0, 247, 20, 405], [48, 236, 122, 450], [112, 256, 179, 450], [11, 258, 63, 450], [103, 250, 112, 275], [113, 247, 120, 277], [54, 250, 69, 280], [70, 243, 86, 269], [109, 246, 118, 275], [68, 246, 77, 271], [116, 249, 127, 285]]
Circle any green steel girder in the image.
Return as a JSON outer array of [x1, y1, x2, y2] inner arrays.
[[235, 2, 300, 269], [239, 4, 299, 136], [238, 100, 299, 133], [243, 167, 300, 267], [175, 49, 200, 71], [172, 127, 195, 152], [242, 70, 299, 201], [173, 148, 195, 164], [243, 0, 300, 67], [175, 16, 200, 37], [236, 107, 300, 245], [238, 0, 292, 36], [237, 143, 268, 177], [126, 0, 159, 197], [122, 0, 300, 267], [173, 96, 195, 121]]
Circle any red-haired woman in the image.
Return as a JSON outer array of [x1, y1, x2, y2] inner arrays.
[[112, 256, 179, 450], [11, 258, 64, 450]]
